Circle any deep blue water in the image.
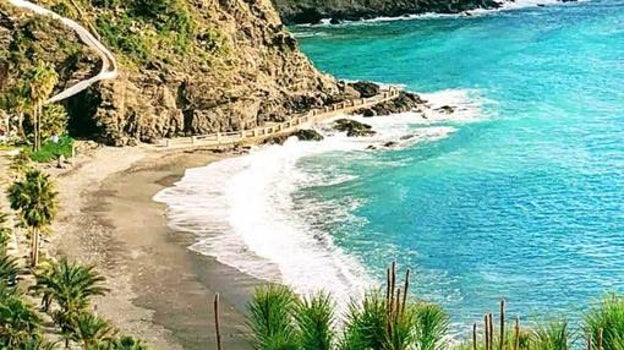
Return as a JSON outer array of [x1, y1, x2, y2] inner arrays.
[[292, 0, 624, 325]]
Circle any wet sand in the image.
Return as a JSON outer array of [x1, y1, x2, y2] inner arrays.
[[50, 147, 259, 349]]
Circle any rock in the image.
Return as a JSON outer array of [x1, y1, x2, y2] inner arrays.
[[329, 17, 342, 24], [333, 118, 376, 137], [348, 81, 380, 98], [366, 144, 377, 150], [383, 141, 398, 147], [296, 129, 324, 141], [435, 105, 455, 114], [56, 155, 67, 169], [354, 91, 427, 117], [262, 129, 324, 145]]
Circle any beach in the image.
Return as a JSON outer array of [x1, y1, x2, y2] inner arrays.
[[48, 146, 257, 349]]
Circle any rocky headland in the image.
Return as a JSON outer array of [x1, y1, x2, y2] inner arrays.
[[271, 0, 504, 25]]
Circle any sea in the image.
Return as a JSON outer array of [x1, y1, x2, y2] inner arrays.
[[154, 0, 624, 330]]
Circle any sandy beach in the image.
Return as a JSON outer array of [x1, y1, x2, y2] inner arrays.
[[48, 146, 259, 349]]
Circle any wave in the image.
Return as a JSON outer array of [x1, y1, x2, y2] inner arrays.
[[153, 88, 485, 306]]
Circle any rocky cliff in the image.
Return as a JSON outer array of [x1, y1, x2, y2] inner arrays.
[[271, 0, 503, 25], [0, 0, 365, 145]]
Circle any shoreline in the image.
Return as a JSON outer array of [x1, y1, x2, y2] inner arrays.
[[49, 146, 258, 349]]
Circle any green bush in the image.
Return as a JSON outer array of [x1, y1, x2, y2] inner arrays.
[[28, 135, 73, 163]]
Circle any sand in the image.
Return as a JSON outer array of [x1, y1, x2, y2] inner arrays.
[[49, 146, 259, 349]]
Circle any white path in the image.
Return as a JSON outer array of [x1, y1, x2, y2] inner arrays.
[[7, 0, 117, 103]]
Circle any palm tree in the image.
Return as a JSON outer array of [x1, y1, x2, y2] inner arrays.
[[1, 83, 31, 141], [0, 255, 20, 286], [40, 104, 68, 142], [9, 151, 32, 179], [31, 257, 109, 347], [7, 169, 58, 267], [247, 284, 299, 350], [0, 285, 42, 348], [25, 61, 58, 151], [69, 312, 117, 349]]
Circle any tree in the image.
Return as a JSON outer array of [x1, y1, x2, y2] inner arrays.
[[0, 285, 42, 348], [39, 104, 68, 143], [30, 258, 109, 348], [69, 312, 117, 349], [24, 61, 58, 151], [0, 83, 30, 141], [7, 169, 58, 267], [247, 284, 300, 350]]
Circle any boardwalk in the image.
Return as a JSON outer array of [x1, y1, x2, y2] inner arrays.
[[159, 86, 401, 150]]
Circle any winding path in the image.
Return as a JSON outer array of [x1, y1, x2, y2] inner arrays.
[[7, 0, 117, 103]]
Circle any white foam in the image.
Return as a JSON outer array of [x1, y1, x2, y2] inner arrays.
[[153, 88, 484, 306]]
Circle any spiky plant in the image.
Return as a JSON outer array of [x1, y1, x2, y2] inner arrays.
[[0, 285, 42, 348], [584, 294, 624, 350], [0, 254, 20, 286], [413, 302, 449, 350], [14, 337, 59, 350], [340, 291, 389, 350], [294, 291, 336, 350], [69, 312, 117, 349], [530, 320, 569, 350], [9, 151, 32, 178], [108, 335, 150, 350], [247, 284, 299, 350]]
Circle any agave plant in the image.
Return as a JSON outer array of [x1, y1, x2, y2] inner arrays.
[[247, 284, 299, 350], [584, 294, 624, 350], [0, 254, 20, 287]]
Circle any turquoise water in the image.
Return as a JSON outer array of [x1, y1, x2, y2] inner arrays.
[[293, 0, 624, 325]]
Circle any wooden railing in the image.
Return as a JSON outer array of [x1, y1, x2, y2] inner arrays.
[[158, 86, 401, 149]]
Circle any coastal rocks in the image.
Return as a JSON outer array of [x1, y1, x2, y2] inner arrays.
[[435, 105, 455, 114], [263, 129, 324, 144], [1, 0, 344, 146], [348, 81, 380, 98], [271, 0, 504, 25], [333, 119, 376, 137], [355, 91, 427, 117]]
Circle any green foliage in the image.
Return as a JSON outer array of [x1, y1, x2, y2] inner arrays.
[[412, 302, 449, 350], [39, 104, 68, 142], [96, 13, 152, 63], [247, 284, 299, 350], [0, 255, 20, 287], [340, 291, 389, 350], [294, 292, 335, 350], [7, 169, 58, 230], [69, 312, 117, 349], [108, 335, 150, 350], [584, 294, 624, 350], [28, 135, 73, 163], [0, 286, 42, 348], [531, 320, 569, 350]]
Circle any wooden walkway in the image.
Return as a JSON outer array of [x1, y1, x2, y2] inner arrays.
[[158, 86, 401, 150]]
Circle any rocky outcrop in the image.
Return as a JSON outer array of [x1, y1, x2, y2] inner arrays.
[[333, 118, 376, 137], [1, 0, 356, 145], [354, 91, 427, 117], [271, 0, 504, 25], [263, 129, 324, 144]]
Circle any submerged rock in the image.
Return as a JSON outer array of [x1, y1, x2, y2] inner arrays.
[[333, 118, 376, 137], [435, 105, 455, 114], [263, 129, 324, 145]]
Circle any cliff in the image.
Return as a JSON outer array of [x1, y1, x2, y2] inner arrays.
[[271, 0, 503, 25], [0, 0, 362, 145]]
